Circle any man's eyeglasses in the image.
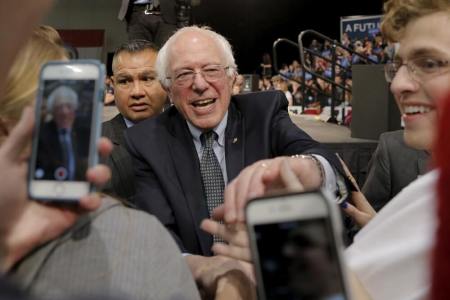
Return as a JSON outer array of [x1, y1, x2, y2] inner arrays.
[[168, 65, 231, 87], [384, 57, 449, 83]]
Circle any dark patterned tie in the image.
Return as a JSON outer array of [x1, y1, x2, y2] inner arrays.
[[200, 131, 225, 243], [60, 128, 75, 180]]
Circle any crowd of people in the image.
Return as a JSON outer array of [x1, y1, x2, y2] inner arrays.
[[0, 0, 450, 300], [249, 28, 395, 123]]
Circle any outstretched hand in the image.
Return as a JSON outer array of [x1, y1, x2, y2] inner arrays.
[[185, 254, 255, 299], [223, 156, 321, 224], [202, 159, 307, 263]]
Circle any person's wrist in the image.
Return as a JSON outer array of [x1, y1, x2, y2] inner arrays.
[[291, 154, 325, 186], [2, 211, 48, 272], [1, 229, 22, 272], [216, 270, 256, 300]]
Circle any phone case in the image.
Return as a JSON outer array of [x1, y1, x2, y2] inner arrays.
[[28, 60, 105, 202], [245, 190, 351, 300]]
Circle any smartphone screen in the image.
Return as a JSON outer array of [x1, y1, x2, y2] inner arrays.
[[28, 61, 103, 201], [33, 79, 95, 182], [254, 217, 348, 300]]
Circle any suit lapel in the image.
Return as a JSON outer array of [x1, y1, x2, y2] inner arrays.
[[109, 114, 128, 146], [417, 151, 430, 175], [109, 115, 136, 197], [168, 112, 212, 255], [109, 115, 132, 174], [225, 102, 245, 182]]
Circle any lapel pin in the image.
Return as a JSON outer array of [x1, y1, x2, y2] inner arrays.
[[232, 137, 238, 144]]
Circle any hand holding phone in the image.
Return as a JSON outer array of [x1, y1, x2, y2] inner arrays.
[[246, 190, 351, 300], [28, 60, 104, 202], [1, 106, 113, 271], [336, 154, 377, 227]]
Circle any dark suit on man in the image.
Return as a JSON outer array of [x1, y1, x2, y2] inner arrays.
[[362, 130, 430, 212], [125, 90, 341, 256], [36, 121, 88, 181], [102, 114, 136, 201]]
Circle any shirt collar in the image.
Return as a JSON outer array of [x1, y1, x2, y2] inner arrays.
[[123, 116, 136, 128], [186, 111, 228, 147]]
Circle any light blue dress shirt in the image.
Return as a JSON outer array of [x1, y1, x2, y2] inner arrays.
[[186, 111, 228, 184]]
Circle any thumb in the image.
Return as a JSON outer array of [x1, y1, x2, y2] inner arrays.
[[342, 202, 371, 227]]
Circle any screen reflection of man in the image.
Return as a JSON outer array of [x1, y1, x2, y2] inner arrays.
[[36, 85, 88, 181], [283, 223, 344, 300]]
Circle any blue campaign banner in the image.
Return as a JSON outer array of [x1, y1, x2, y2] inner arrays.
[[340, 15, 383, 41]]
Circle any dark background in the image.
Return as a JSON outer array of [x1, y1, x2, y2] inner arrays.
[[192, 0, 383, 74]]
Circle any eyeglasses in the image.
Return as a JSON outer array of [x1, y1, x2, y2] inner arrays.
[[384, 57, 449, 83], [168, 65, 230, 87]]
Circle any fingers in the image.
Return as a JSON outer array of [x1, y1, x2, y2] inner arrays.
[[223, 164, 261, 223], [341, 201, 372, 227], [239, 261, 256, 284], [279, 159, 305, 192], [351, 191, 376, 215], [228, 159, 277, 223], [201, 219, 247, 246], [230, 166, 262, 222], [212, 242, 252, 263], [200, 219, 222, 237], [78, 192, 103, 212], [1, 106, 34, 161], [86, 164, 111, 187], [201, 219, 250, 262], [223, 181, 238, 223], [97, 137, 113, 158], [289, 156, 323, 189], [342, 192, 376, 227], [341, 202, 365, 226], [212, 205, 225, 221], [245, 159, 276, 199]]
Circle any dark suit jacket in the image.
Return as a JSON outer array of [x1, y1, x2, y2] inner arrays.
[[102, 114, 136, 201], [36, 121, 88, 181], [125, 90, 341, 255], [118, 0, 177, 24], [362, 130, 430, 212]]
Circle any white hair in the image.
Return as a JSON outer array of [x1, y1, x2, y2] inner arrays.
[[47, 85, 79, 112], [155, 26, 237, 88]]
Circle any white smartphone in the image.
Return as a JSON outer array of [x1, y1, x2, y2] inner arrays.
[[246, 190, 351, 300], [28, 60, 104, 202]]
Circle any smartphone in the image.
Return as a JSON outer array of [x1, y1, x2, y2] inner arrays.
[[246, 190, 350, 300], [28, 60, 105, 202]]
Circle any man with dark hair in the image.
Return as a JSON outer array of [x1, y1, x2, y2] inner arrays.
[[102, 39, 167, 201]]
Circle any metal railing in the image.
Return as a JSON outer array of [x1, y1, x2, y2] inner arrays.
[[273, 29, 378, 123]]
